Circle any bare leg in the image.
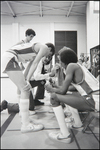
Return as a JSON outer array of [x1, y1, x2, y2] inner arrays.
[[6, 71, 43, 132], [7, 71, 30, 126], [54, 93, 95, 111], [50, 92, 95, 133]]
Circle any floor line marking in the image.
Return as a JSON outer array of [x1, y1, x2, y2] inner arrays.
[[71, 129, 81, 149], [0, 113, 16, 137]]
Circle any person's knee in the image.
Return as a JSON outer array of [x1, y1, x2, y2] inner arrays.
[[21, 81, 31, 95], [50, 93, 60, 107]]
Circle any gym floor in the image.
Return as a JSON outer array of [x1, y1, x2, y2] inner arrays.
[[1, 78, 100, 149]]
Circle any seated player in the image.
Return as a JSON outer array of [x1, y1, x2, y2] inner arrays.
[[45, 46, 99, 143]]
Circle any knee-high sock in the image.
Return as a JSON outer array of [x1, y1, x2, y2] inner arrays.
[[68, 106, 82, 127], [17, 94, 20, 104], [17, 95, 21, 115], [53, 105, 70, 137], [20, 99, 30, 126]]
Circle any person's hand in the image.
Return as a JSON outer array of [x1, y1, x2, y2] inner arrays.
[[25, 80, 32, 91], [49, 78, 57, 87], [45, 83, 54, 93], [49, 63, 61, 77]]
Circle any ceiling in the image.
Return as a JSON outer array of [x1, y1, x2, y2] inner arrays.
[[1, 1, 88, 18]]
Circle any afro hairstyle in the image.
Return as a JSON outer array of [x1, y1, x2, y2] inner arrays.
[[59, 46, 78, 65]]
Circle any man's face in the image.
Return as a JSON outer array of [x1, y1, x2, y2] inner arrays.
[[27, 34, 34, 42], [42, 54, 52, 65]]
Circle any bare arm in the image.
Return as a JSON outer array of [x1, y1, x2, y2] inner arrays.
[[24, 60, 34, 78], [45, 64, 75, 94], [34, 60, 50, 81], [26, 44, 50, 81]]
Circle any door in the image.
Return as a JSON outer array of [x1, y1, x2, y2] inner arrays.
[[55, 31, 77, 63]]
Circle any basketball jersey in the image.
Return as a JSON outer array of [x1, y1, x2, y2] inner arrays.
[[7, 42, 38, 63], [71, 63, 99, 111]]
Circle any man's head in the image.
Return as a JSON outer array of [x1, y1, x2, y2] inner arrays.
[[59, 46, 78, 65], [25, 29, 36, 42], [42, 54, 52, 65], [45, 43, 55, 56]]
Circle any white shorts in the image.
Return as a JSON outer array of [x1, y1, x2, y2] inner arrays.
[[2, 51, 22, 73]]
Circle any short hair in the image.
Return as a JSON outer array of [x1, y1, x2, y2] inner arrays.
[[45, 43, 55, 56], [59, 46, 78, 65], [25, 29, 36, 36]]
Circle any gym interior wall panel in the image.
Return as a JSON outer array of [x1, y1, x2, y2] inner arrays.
[[86, 1, 99, 53]]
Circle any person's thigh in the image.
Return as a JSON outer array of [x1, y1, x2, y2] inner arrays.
[[55, 92, 95, 111], [7, 71, 26, 88], [7, 71, 29, 98]]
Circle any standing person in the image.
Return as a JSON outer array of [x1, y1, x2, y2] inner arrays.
[[82, 56, 91, 72], [16, 28, 36, 45], [0, 54, 54, 114], [2, 42, 55, 133], [45, 46, 99, 143], [15, 29, 36, 101]]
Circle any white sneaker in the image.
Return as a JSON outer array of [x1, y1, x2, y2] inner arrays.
[[29, 110, 36, 115], [21, 123, 44, 133], [48, 132, 72, 143], [66, 123, 83, 132]]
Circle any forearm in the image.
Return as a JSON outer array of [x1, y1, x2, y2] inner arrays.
[[34, 73, 50, 81], [26, 62, 37, 81], [24, 61, 33, 78], [52, 87, 66, 94], [45, 84, 66, 94]]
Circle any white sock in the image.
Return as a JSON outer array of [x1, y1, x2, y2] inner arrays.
[[20, 99, 30, 126], [17, 94, 20, 104], [68, 106, 82, 127], [17, 94, 21, 116], [53, 105, 70, 137]]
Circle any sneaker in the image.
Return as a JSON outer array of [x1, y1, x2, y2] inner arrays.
[[48, 132, 72, 143], [21, 123, 44, 133], [66, 123, 83, 132], [34, 100, 44, 106], [29, 110, 36, 115]]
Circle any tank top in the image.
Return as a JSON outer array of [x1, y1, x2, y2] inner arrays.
[[7, 43, 38, 63], [71, 63, 99, 111]]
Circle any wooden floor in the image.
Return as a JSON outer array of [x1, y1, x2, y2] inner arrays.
[[1, 95, 100, 149]]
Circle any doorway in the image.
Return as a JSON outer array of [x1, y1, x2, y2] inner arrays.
[[55, 31, 77, 63]]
